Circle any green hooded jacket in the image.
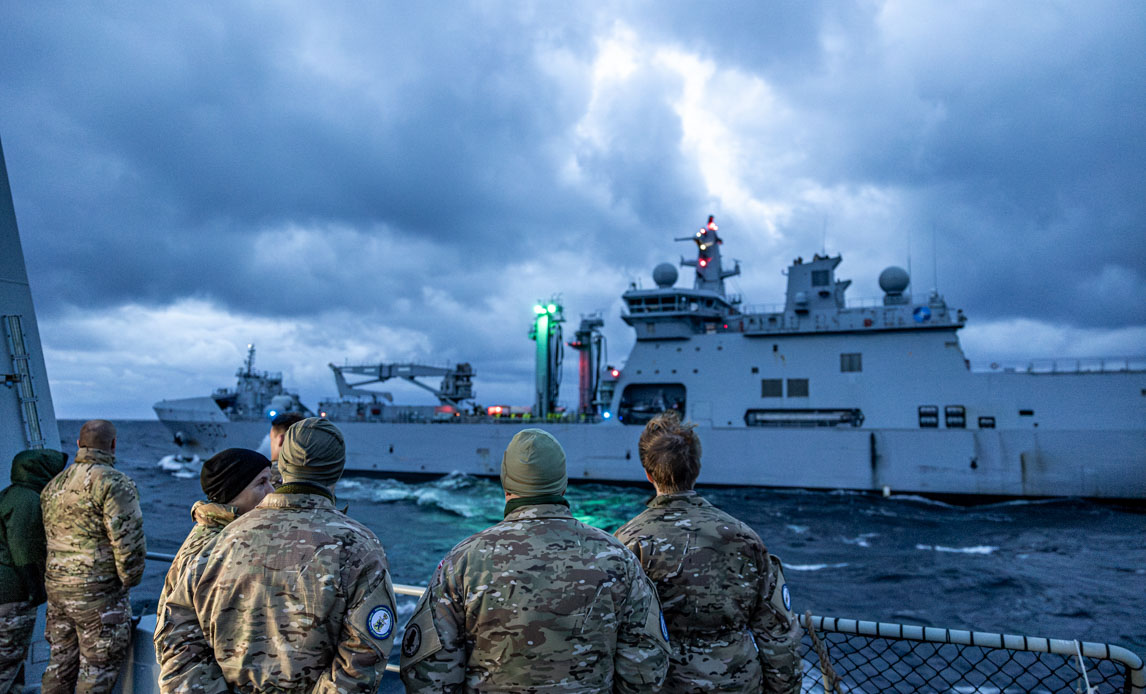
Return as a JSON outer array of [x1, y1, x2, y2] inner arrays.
[[0, 449, 68, 604]]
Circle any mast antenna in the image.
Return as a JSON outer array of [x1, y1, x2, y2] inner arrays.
[[907, 227, 912, 299], [931, 222, 938, 292]]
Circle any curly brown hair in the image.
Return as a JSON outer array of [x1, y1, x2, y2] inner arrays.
[[638, 410, 702, 492]]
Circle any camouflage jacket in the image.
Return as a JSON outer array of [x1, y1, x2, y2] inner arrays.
[[615, 491, 802, 694], [40, 447, 145, 595], [400, 502, 670, 693], [156, 490, 396, 694], [154, 501, 237, 634]]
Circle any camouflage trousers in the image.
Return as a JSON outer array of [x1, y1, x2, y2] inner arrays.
[[41, 590, 132, 694], [0, 600, 36, 694]]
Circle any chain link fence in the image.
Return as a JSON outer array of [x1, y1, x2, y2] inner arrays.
[[802, 615, 1145, 693]]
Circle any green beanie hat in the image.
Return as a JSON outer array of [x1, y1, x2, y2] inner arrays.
[[501, 428, 567, 497], [279, 417, 345, 487]]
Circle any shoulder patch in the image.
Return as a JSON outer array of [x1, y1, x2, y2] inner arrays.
[[768, 553, 796, 621], [367, 605, 394, 641], [399, 596, 443, 668], [640, 579, 670, 651], [346, 576, 397, 658], [401, 622, 422, 658]]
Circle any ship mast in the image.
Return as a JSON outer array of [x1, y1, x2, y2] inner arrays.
[[676, 215, 740, 295]]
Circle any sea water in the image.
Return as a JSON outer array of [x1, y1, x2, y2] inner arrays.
[[58, 420, 1146, 656]]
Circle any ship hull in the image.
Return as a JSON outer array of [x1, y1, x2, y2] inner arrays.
[[154, 416, 1146, 500]]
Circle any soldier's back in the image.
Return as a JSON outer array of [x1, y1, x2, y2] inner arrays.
[[616, 491, 772, 691], [441, 503, 648, 690], [190, 492, 392, 692], [41, 459, 136, 592]]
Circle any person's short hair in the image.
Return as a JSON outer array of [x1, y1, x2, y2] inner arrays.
[[638, 411, 702, 492], [78, 419, 117, 451], [270, 412, 306, 434]]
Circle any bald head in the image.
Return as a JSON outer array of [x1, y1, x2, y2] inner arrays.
[[78, 419, 117, 452]]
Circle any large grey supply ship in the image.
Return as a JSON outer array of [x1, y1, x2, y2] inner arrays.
[[154, 216, 1146, 500]]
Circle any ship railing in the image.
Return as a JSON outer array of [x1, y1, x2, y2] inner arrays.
[[740, 302, 787, 315], [388, 582, 1144, 690], [741, 297, 893, 316], [973, 357, 1146, 374], [131, 558, 1144, 690]]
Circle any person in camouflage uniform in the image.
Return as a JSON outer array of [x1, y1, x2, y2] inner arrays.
[[267, 411, 305, 487], [400, 428, 671, 693], [157, 417, 396, 693], [40, 419, 146, 694], [0, 448, 68, 694], [615, 411, 803, 694], [153, 448, 273, 639]]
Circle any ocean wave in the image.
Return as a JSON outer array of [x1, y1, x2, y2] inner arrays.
[[337, 472, 502, 518], [888, 494, 959, 509], [157, 454, 200, 476], [786, 525, 809, 534], [915, 544, 999, 555], [786, 562, 849, 572], [840, 533, 879, 548]]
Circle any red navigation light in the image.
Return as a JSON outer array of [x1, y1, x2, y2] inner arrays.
[[722, 324, 728, 329], [699, 258, 708, 267], [707, 215, 717, 231], [610, 368, 620, 378], [488, 405, 504, 415]]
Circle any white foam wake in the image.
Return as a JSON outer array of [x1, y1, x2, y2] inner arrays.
[[786, 562, 850, 572], [915, 544, 999, 555]]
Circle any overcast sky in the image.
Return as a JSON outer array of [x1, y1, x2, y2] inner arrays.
[[3, 1, 1144, 419]]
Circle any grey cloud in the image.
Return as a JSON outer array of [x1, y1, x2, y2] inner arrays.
[[3, 1, 1144, 419]]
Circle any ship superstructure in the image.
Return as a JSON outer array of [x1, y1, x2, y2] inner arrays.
[[152, 344, 312, 448], [154, 216, 1146, 499]]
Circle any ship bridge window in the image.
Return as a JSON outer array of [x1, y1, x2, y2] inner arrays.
[[617, 383, 685, 426], [918, 405, 939, 428], [978, 416, 996, 429], [787, 378, 809, 398], [840, 353, 862, 372], [761, 379, 783, 397], [812, 270, 830, 287], [945, 405, 966, 428]]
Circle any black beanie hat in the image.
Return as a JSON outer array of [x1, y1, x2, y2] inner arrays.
[[200, 448, 270, 504]]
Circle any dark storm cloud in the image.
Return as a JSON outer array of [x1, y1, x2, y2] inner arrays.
[[2, 2, 626, 317], [768, 2, 1146, 327]]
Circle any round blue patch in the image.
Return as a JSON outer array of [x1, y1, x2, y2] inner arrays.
[[782, 584, 791, 611], [659, 612, 669, 642], [913, 306, 932, 323], [367, 605, 394, 640]]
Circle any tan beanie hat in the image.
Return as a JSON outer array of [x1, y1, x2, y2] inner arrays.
[[501, 428, 567, 497], [279, 417, 345, 487]]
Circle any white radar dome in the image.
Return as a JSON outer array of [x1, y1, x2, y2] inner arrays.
[[879, 266, 910, 294], [653, 262, 678, 288]]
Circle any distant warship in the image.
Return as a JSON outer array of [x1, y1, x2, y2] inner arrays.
[[154, 217, 1146, 500]]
